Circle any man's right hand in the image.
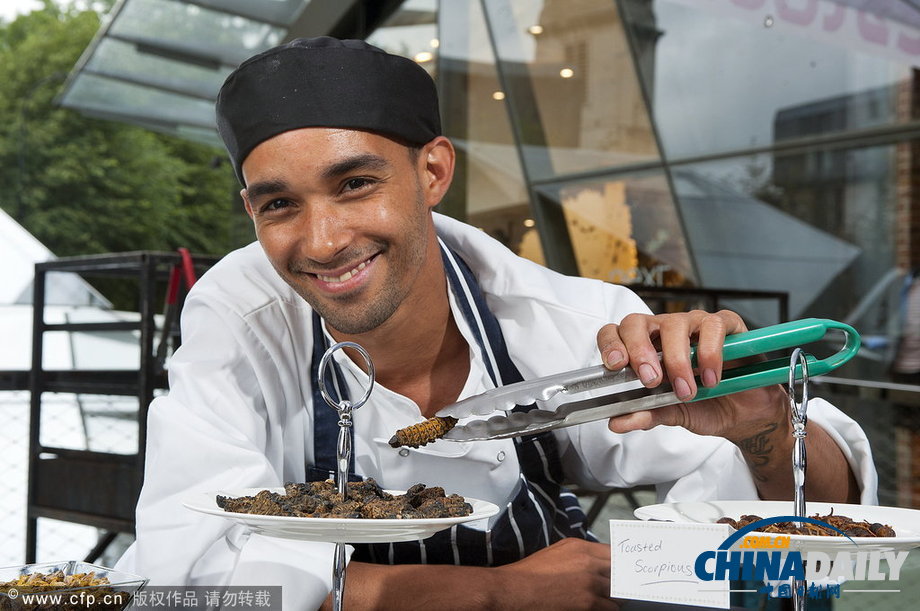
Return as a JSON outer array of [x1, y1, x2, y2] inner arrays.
[[492, 537, 619, 610], [323, 537, 619, 610]]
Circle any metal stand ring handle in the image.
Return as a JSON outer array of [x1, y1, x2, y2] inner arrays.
[[787, 347, 810, 427], [318, 341, 376, 411]]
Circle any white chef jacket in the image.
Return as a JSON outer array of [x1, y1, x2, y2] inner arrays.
[[117, 213, 878, 610]]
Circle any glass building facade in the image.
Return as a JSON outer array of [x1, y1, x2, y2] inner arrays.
[[363, 0, 920, 510], [58, 0, 920, 510]]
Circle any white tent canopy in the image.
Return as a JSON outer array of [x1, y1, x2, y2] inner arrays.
[[0, 207, 110, 308], [1, 208, 139, 566]]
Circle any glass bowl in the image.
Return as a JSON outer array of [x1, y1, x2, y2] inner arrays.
[[0, 560, 147, 610]]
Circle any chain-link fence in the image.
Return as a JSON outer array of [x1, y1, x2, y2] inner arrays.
[[0, 390, 137, 568], [0, 390, 29, 567]]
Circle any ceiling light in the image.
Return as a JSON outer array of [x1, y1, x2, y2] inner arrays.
[[492, 91, 505, 101], [560, 67, 574, 78], [414, 51, 434, 63], [528, 25, 543, 35]]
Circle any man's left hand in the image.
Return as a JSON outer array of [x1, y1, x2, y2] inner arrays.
[[595, 309, 859, 502], [595, 310, 788, 442]]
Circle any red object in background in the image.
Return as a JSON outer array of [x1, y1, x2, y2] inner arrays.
[[156, 248, 198, 368]]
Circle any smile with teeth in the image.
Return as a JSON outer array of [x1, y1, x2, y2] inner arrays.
[[316, 259, 369, 284]]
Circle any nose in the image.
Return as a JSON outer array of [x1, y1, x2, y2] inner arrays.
[[297, 201, 352, 265]]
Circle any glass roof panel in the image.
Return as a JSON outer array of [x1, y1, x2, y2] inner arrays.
[[83, 37, 226, 100], [64, 73, 216, 131], [59, 0, 317, 147], [178, 0, 307, 26], [109, 0, 287, 67]]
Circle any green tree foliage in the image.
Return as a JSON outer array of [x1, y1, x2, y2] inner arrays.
[[0, 1, 250, 268]]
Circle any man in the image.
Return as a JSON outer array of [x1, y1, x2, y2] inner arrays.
[[117, 37, 876, 610]]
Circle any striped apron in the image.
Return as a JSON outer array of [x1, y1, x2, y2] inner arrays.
[[308, 242, 595, 566]]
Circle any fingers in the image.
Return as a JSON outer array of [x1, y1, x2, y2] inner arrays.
[[607, 404, 686, 434], [505, 538, 617, 609], [653, 311, 741, 400], [654, 314, 696, 399], [562, 542, 617, 609], [692, 311, 745, 389], [597, 314, 661, 385], [548, 538, 611, 576], [596, 310, 748, 402], [597, 323, 629, 371]]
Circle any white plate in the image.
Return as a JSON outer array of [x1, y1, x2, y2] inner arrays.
[[183, 487, 500, 543], [634, 500, 920, 553]]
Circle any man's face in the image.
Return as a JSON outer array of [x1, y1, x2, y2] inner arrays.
[[240, 128, 436, 335]]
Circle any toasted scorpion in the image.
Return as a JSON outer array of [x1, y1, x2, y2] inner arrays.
[[389, 416, 458, 448]]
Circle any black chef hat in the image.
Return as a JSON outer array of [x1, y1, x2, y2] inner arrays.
[[216, 36, 442, 184]]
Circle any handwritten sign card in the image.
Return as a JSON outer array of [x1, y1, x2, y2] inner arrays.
[[609, 520, 732, 608]]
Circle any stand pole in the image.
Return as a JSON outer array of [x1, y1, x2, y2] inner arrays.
[[788, 348, 810, 611], [317, 342, 376, 611]]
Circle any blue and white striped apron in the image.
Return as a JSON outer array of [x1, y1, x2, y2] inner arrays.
[[308, 242, 595, 566]]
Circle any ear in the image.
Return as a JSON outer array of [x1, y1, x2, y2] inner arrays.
[[241, 188, 255, 220], [418, 136, 455, 210]]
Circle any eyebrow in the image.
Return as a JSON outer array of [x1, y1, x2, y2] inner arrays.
[[245, 178, 290, 200], [245, 153, 392, 200], [321, 153, 391, 181]]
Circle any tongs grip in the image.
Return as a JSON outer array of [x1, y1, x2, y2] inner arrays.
[[691, 318, 860, 403], [438, 318, 861, 441]]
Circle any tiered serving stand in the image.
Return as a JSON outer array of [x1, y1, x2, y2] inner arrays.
[[185, 342, 498, 610]]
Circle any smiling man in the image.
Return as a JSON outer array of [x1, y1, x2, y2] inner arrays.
[[117, 37, 878, 610], [241, 128, 471, 417], [243, 132, 436, 332]]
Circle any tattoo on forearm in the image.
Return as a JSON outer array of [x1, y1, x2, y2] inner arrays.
[[738, 423, 779, 482]]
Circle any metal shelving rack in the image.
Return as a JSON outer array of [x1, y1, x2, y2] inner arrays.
[[25, 251, 218, 563]]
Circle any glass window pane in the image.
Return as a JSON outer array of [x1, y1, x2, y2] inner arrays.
[[436, 0, 540, 262], [621, 0, 919, 161], [366, 0, 438, 78], [536, 171, 696, 285], [672, 142, 902, 382], [482, 0, 662, 181]]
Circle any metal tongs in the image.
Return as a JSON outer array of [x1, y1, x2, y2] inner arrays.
[[436, 318, 860, 442]]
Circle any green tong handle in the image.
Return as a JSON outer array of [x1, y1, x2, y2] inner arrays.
[[689, 318, 860, 403]]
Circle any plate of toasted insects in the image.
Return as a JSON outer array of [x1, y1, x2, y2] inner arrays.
[[184, 478, 499, 543], [634, 500, 920, 553]]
